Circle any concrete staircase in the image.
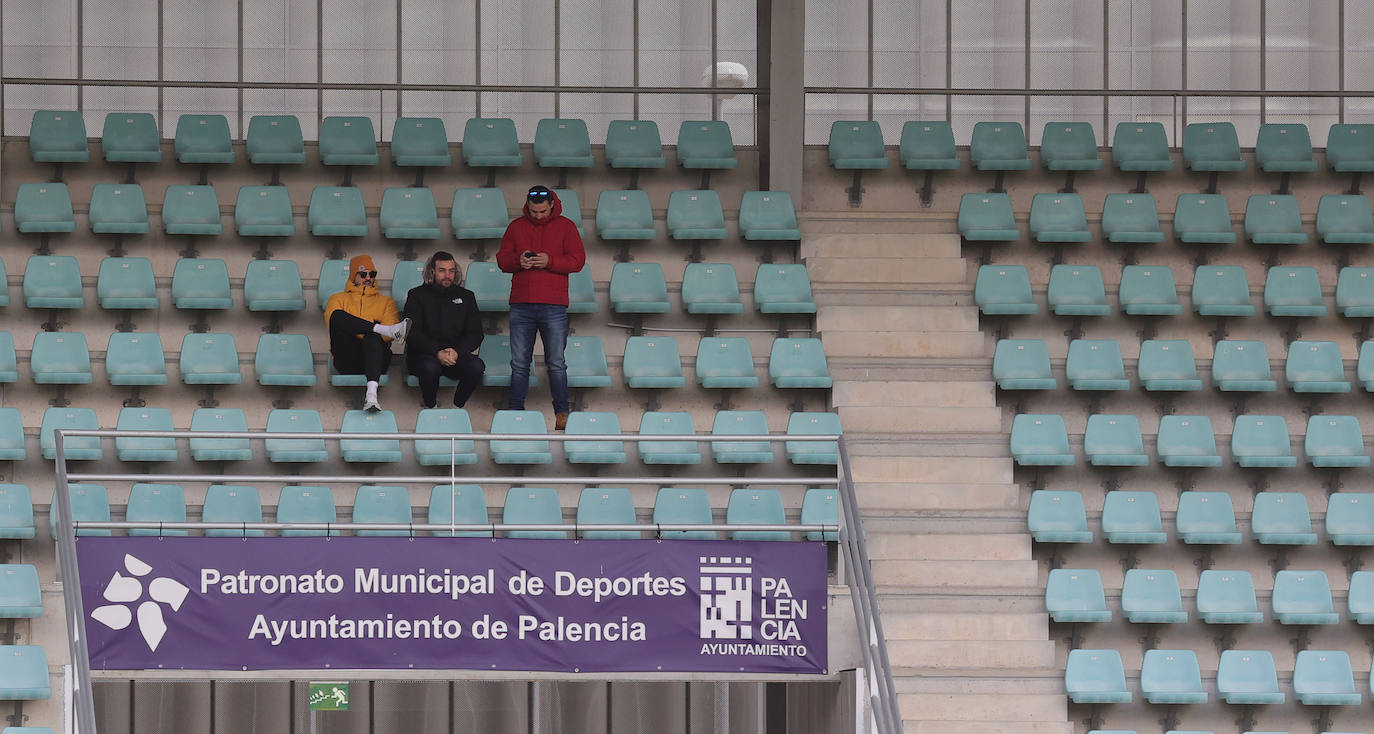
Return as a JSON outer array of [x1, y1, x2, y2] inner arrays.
[[804, 232, 1068, 734]]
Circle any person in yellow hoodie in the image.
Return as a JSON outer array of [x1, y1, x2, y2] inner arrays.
[[324, 254, 411, 411]]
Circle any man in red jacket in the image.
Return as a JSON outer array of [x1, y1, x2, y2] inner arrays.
[[496, 186, 586, 430]]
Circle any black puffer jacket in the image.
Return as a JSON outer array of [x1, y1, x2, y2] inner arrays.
[[402, 282, 484, 357]]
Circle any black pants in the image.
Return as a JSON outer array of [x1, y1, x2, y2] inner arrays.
[[329, 310, 392, 382], [409, 352, 485, 408]]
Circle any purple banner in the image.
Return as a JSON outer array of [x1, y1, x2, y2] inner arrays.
[[77, 537, 827, 674]]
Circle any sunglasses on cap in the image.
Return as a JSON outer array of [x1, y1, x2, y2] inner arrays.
[[357, 270, 378, 278]]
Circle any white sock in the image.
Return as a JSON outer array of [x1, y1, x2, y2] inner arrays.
[[365, 381, 379, 398], [372, 323, 391, 337]]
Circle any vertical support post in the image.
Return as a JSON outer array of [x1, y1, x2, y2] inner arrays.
[[945, 0, 953, 122], [1180, 0, 1188, 134], [755, 0, 770, 188], [52, 432, 97, 734], [865, 0, 873, 120], [1259, 0, 1266, 125], [76, 0, 84, 112], [317, 0, 324, 130], [396, 0, 403, 119], [1101, 0, 1109, 145], [1340, 0, 1346, 124], [711, 0, 719, 120], [765, 0, 804, 199], [764, 682, 786, 734], [474, 0, 483, 117], [238, 0, 245, 137], [713, 682, 729, 734], [1023, 0, 1030, 137], [553, 0, 561, 118], [632, 0, 640, 119]]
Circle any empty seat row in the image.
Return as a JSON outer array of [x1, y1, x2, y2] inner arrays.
[[35, 407, 840, 467], [1066, 648, 1363, 706], [60, 483, 836, 542]]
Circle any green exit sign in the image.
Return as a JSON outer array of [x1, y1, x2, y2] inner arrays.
[[308, 682, 350, 711]]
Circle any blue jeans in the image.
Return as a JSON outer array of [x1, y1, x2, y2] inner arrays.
[[508, 303, 570, 414]]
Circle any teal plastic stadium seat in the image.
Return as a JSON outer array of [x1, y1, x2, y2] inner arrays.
[[1251, 492, 1316, 543], [1273, 570, 1337, 624], [564, 413, 628, 465], [353, 485, 412, 536], [60, 484, 110, 537], [318, 116, 378, 166], [1048, 264, 1109, 316], [172, 258, 232, 310], [1138, 340, 1201, 391], [1256, 123, 1317, 172], [1177, 491, 1242, 544], [1246, 195, 1307, 245], [1157, 416, 1222, 467], [14, 183, 75, 233], [1174, 194, 1238, 244], [1317, 195, 1374, 244], [327, 356, 390, 388], [202, 485, 265, 537], [189, 408, 251, 462], [801, 488, 838, 541], [465, 261, 511, 312], [970, 121, 1032, 171], [958, 193, 1020, 241], [1307, 416, 1369, 468], [1027, 490, 1091, 542], [451, 188, 511, 239], [975, 265, 1036, 315], [255, 334, 315, 386], [568, 265, 597, 314], [605, 120, 665, 168], [265, 409, 328, 463], [462, 118, 522, 167], [114, 407, 177, 462], [1213, 341, 1275, 391], [553, 188, 585, 236], [97, 257, 157, 310], [1337, 267, 1374, 316], [234, 186, 295, 236], [380, 188, 441, 239], [1103, 492, 1166, 543], [667, 190, 728, 239], [711, 410, 773, 464], [1349, 571, 1374, 622], [179, 333, 241, 385], [126, 483, 188, 536], [1045, 569, 1111, 622], [1183, 122, 1245, 171], [754, 264, 817, 314], [1293, 651, 1360, 705], [391, 259, 424, 311], [428, 484, 489, 537], [23, 255, 83, 309], [639, 412, 701, 465], [1326, 124, 1374, 172], [1099, 578, 1172, 627], [246, 115, 305, 165], [727, 489, 789, 541], [1065, 649, 1130, 704], [1217, 651, 1284, 704], [695, 337, 758, 389], [654, 487, 715, 539], [576, 487, 638, 539], [30, 332, 92, 385], [1327, 493, 1374, 545], [174, 114, 234, 164], [682, 263, 743, 314], [1197, 570, 1262, 623], [245, 260, 305, 311], [566, 336, 612, 388], [1286, 341, 1350, 393], [622, 336, 685, 389], [1233, 416, 1297, 468], [739, 191, 802, 240], [308, 187, 368, 237], [1141, 650, 1207, 704], [1030, 194, 1091, 243], [100, 111, 160, 162], [1192, 266, 1254, 317], [1361, 341, 1374, 390], [1040, 122, 1102, 171], [1112, 122, 1174, 171], [0, 565, 40, 617], [503, 487, 566, 539], [162, 185, 223, 235], [478, 334, 536, 388], [0, 413, 23, 462], [677, 121, 738, 169], [0, 334, 15, 383], [827, 121, 888, 169], [596, 190, 656, 239], [414, 408, 478, 466], [899, 121, 960, 170], [1065, 339, 1129, 391], [610, 262, 670, 314], [1265, 267, 1325, 317], [0, 646, 51, 699], [1085, 416, 1149, 467], [1102, 194, 1165, 244], [29, 110, 88, 163], [1011, 415, 1075, 466], [88, 183, 149, 234], [993, 339, 1056, 390], [0, 486, 31, 538], [340, 409, 402, 463], [490, 410, 553, 465], [786, 412, 841, 465], [534, 118, 593, 168], [770, 338, 831, 388]]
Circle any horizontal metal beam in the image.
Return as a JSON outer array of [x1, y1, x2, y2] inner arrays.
[[59, 430, 837, 442], [2, 75, 756, 96], [66, 473, 836, 486], [74, 521, 839, 533], [805, 85, 1366, 98]]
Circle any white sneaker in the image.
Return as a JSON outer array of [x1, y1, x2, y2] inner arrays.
[[363, 394, 381, 412], [389, 318, 411, 345]]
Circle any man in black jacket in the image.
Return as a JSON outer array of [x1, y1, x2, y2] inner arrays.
[[404, 251, 486, 409]]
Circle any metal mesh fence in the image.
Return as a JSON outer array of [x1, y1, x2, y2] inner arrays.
[[164, 0, 238, 82]]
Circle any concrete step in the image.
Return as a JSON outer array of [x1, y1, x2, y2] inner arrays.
[[806, 257, 967, 285], [872, 560, 1040, 588], [897, 693, 1067, 722], [801, 233, 962, 260], [837, 405, 1002, 434], [904, 721, 1073, 734], [833, 381, 995, 408], [817, 305, 977, 333], [882, 612, 1048, 642], [850, 456, 1012, 485], [887, 640, 1056, 670], [868, 533, 1030, 562], [821, 331, 986, 358], [857, 482, 1020, 511]]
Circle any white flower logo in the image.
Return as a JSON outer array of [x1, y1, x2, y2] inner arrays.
[[89, 554, 190, 651]]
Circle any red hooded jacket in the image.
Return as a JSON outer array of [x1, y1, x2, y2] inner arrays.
[[496, 191, 586, 307]]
